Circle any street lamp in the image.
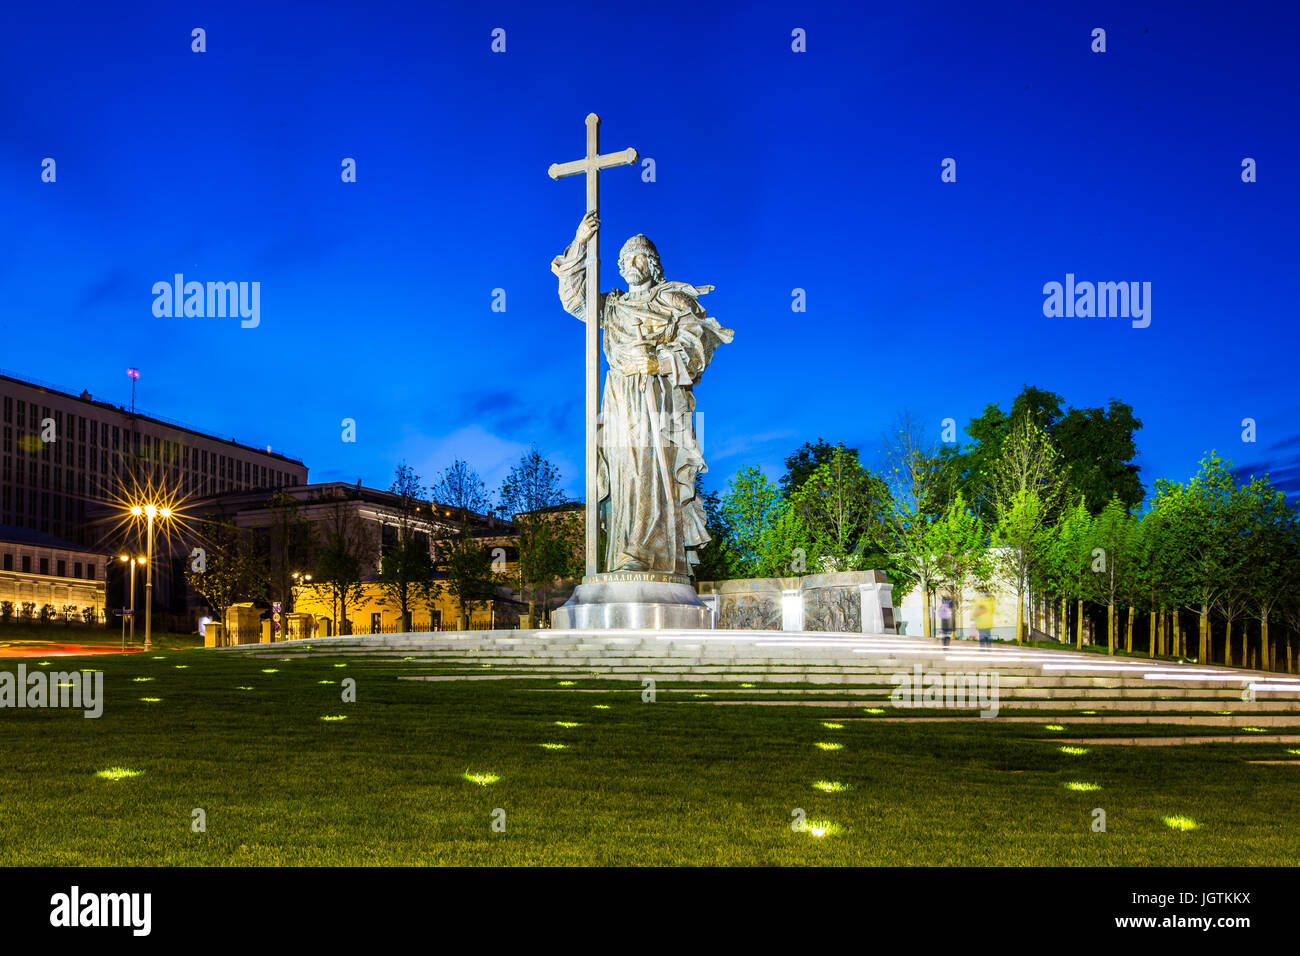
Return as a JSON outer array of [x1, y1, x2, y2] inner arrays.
[[117, 554, 146, 645], [130, 502, 172, 650]]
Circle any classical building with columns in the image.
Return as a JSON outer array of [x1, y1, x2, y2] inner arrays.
[[0, 525, 108, 622]]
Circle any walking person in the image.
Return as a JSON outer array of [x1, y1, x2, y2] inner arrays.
[[974, 593, 994, 649], [937, 595, 954, 648]]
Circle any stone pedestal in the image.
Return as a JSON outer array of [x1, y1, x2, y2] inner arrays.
[[551, 571, 713, 630]]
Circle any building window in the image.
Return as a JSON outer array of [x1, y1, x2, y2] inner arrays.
[[2, 554, 10, 571], [86, 563, 96, 580], [57, 559, 66, 577], [371, 613, 382, 634], [73, 561, 82, 578], [22, 556, 31, 573], [39, 558, 49, 575]]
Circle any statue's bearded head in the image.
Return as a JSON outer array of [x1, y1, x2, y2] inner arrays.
[[617, 234, 664, 286]]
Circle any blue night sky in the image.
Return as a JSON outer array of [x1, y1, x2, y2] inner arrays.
[[1, 0, 1297, 503]]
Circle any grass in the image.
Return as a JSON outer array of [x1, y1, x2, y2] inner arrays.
[[1, 647, 1298, 865]]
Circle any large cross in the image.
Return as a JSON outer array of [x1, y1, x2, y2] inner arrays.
[[548, 113, 639, 577]]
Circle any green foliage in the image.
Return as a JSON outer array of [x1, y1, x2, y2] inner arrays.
[[0, 602, 12, 623], [186, 518, 265, 622], [376, 464, 440, 624], [779, 438, 841, 499], [693, 482, 739, 581], [789, 444, 891, 571], [443, 536, 499, 619], [951, 385, 1143, 519], [498, 448, 581, 609], [721, 466, 782, 574]]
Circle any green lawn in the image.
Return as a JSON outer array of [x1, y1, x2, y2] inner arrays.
[[1, 647, 1297, 865]]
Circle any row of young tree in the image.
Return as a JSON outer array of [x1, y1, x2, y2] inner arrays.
[[708, 386, 1300, 672], [186, 447, 583, 632]]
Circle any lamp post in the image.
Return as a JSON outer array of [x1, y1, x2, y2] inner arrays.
[[130, 503, 171, 651], [117, 554, 146, 645], [290, 571, 312, 638]]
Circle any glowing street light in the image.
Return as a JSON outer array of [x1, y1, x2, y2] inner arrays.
[[117, 554, 146, 646], [127, 501, 174, 650]]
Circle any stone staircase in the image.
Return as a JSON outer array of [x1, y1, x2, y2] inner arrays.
[[220, 629, 1300, 731]]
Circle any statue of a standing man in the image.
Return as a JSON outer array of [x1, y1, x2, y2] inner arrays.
[[553, 211, 734, 578]]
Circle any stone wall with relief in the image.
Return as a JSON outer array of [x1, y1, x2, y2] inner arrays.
[[697, 570, 896, 634]]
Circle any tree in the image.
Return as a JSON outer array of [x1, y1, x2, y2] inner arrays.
[[186, 518, 263, 624], [1146, 454, 1245, 663], [881, 412, 950, 636], [1053, 400, 1144, 512], [430, 459, 500, 629], [1047, 496, 1097, 649], [432, 459, 491, 521], [780, 438, 843, 499], [442, 534, 499, 628], [264, 489, 314, 614], [988, 416, 1064, 643], [376, 463, 440, 631], [951, 386, 1143, 519], [721, 466, 783, 575], [309, 490, 373, 635], [693, 481, 739, 582], [498, 447, 581, 619], [789, 443, 891, 571], [929, 491, 990, 637], [1091, 495, 1137, 653], [1238, 477, 1298, 671]]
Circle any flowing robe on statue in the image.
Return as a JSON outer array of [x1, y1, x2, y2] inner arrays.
[[552, 238, 734, 577]]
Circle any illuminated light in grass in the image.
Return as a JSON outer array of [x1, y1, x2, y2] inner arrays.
[[36, 661, 51, 666], [1044, 724, 1066, 731], [151, 657, 165, 660], [740, 683, 756, 688], [174, 665, 188, 669], [1287, 749, 1300, 756], [539, 743, 567, 750], [95, 768, 143, 781], [800, 820, 843, 838], [821, 722, 845, 730], [1059, 746, 1090, 756], [693, 693, 710, 698], [132, 677, 153, 683], [463, 772, 500, 787], [260, 669, 279, 674], [403, 657, 415, 661], [1217, 712, 1233, 716], [278, 658, 292, 662], [481, 663, 493, 668], [863, 708, 886, 715], [813, 742, 843, 752], [333, 664, 347, 668], [320, 715, 349, 722], [1163, 815, 1199, 832], [235, 686, 254, 691], [139, 697, 162, 703], [318, 680, 337, 685], [1064, 781, 1101, 792], [811, 780, 851, 793], [57, 682, 75, 688], [557, 681, 576, 687], [592, 704, 611, 710], [1242, 727, 1267, 733], [554, 721, 582, 728], [1080, 710, 1097, 715]]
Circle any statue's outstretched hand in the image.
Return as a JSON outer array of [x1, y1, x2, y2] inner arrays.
[[575, 210, 599, 245]]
